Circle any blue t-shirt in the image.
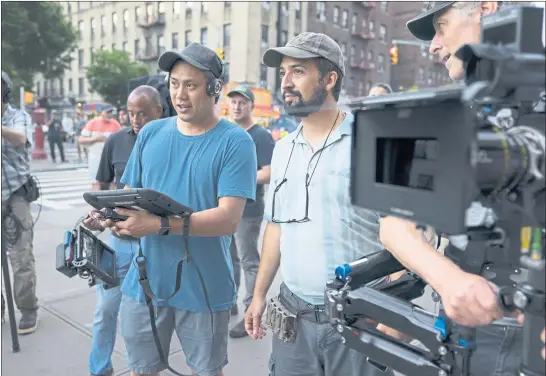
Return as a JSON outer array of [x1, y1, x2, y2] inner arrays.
[[120, 117, 257, 312]]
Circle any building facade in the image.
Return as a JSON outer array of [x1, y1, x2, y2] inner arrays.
[[389, 1, 451, 91]]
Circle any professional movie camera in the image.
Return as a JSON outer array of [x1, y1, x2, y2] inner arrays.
[[325, 5, 545, 376], [55, 217, 119, 289]]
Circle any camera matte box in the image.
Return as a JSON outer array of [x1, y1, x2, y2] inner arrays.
[[350, 87, 476, 235]]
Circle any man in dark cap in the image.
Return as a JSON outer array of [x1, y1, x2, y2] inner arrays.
[[226, 84, 275, 338], [243, 32, 394, 376], [381, 2, 535, 376], [96, 43, 257, 376]]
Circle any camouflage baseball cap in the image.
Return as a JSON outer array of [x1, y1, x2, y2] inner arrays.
[[227, 84, 255, 102], [263, 32, 345, 77]]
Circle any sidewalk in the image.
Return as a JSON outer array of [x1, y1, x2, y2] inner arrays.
[[30, 142, 87, 172]]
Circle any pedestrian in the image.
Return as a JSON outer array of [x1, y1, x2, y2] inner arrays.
[[75, 112, 88, 161], [118, 106, 130, 128], [1, 71, 39, 334], [96, 43, 257, 376], [83, 85, 163, 376], [78, 105, 121, 190], [368, 83, 393, 96], [226, 84, 275, 338], [46, 113, 67, 163], [244, 32, 395, 376]]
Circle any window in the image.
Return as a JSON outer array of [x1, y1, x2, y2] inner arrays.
[[295, 1, 301, 19], [145, 37, 151, 55], [185, 30, 192, 47], [223, 63, 230, 83], [186, 1, 193, 15], [101, 16, 106, 34], [90, 47, 95, 64], [112, 13, 118, 32], [281, 2, 288, 15], [428, 72, 433, 85], [173, 2, 181, 17], [200, 27, 208, 46], [122, 41, 128, 51], [78, 49, 84, 68], [381, 1, 388, 13], [146, 4, 154, 20], [316, 2, 326, 21], [341, 43, 347, 59], [135, 6, 142, 21], [377, 54, 385, 72], [172, 32, 179, 50], [123, 9, 129, 29], [159, 2, 165, 16], [333, 6, 340, 24], [68, 78, 73, 93], [260, 64, 268, 88], [134, 39, 141, 58], [361, 18, 367, 30], [261, 25, 269, 47], [358, 82, 364, 96], [223, 24, 231, 48], [262, 1, 270, 9], [157, 35, 165, 56], [281, 31, 288, 46], [367, 50, 373, 61], [78, 21, 84, 37], [78, 78, 84, 96], [379, 25, 387, 42], [419, 67, 425, 82], [350, 44, 356, 64], [369, 20, 375, 32], [351, 13, 357, 33], [360, 49, 365, 60], [341, 10, 348, 29]]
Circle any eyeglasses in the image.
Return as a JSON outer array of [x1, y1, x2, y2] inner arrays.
[[270, 111, 340, 224]]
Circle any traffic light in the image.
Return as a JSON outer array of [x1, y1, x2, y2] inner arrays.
[[389, 46, 399, 65], [215, 48, 224, 61], [23, 91, 34, 105]]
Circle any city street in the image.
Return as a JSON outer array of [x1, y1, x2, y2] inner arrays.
[[3, 162, 437, 376]]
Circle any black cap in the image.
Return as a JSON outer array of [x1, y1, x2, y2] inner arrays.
[[158, 43, 223, 79], [407, 1, 454, 41], [227, 85, 255, 102]]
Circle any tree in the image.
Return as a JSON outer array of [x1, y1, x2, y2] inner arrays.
[[1, 2, 78, 90], [86, 50, 150, 107]]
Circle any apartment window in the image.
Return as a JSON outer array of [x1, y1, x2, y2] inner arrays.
[[122, 41, 128, 51], [341, 10, 348, 29], [90, 47, 95, 64], [316, 2, 326, 21], [134, 39, 141, 58], [261, 25, 269, 47], [295, 1, 301, 19], [360, 49, 365, 61], [135, 6, 142, 21], [173, 2, 182, 17], [350, 45, 356, 64], [112, 13, 118, 32], [351, 13, 357, 33], [157, 35, 165, 56], [172, 32, 179, 50], [185, 30, 192, 47], [369, 20, 375, 32], [367, 50, 373, 61], [78, 49, 84, 68], [186, 1, 193, 16], [377, 54, 385, 72], [200, 27, 208, 46], [78, 21, 84, 37], [101, 15, 106, 35], [145, 37, 151, 56], [260, 64, 268, 88], [281, 31, 288, 46], [379, 25, 387, 42], [123, 10, 129, 29], [281, 2, 288, 15], [90, 18, 96, 39], [381, 1, 388, 13], [333, 6, 340, 24], [78, 78, 84, 96], [223, 24, 231, 48], [361, 18, 367, 30], [68, 78, 73, 93], [428, 72, 433, 85]]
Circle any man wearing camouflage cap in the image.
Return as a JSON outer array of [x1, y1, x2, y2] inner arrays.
[[244, 32, 395, 376]]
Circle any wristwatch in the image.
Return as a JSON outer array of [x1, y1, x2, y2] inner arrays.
[[157, 216, 170, 236]]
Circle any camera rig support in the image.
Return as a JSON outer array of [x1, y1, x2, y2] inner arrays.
[[326, 5, 545, 376]]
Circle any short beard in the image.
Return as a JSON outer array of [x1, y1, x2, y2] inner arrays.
[[283, 84, 328, 118]]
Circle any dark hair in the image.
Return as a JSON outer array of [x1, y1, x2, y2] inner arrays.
[[312, 58, 343, 101], [371, 83, 393, 94]]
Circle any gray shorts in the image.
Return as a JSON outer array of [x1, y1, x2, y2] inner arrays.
[[119, 294, 230, 375]]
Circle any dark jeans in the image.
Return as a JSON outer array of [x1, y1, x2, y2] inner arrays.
[[48, 138, 65, 162]]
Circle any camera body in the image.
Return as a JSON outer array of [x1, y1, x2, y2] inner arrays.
[[56, 225, 119, 289]]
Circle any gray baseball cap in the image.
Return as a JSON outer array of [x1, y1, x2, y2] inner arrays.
[[158, 42, 223, 78], [407, 1, 454, 41], [227, 85, 255, 102], [263, 32, 345, 77]]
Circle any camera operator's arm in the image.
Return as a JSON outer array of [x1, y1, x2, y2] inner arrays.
[[2, 111, 33, 147], [380, 216, 503, 327]]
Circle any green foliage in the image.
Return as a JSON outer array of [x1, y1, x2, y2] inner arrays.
[[1, 2, 78, 89], [86, 49, 150, 106]]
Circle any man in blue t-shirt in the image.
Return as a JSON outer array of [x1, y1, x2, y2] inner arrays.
[[97, 43, 257, 376]]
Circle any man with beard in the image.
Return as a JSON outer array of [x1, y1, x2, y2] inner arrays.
[[226, 84, 275, 338], [84, 85, 163, 376], [243, 32, 394, 376]]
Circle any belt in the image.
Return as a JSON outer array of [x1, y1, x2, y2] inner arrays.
[[278, 283, 329, 324]]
